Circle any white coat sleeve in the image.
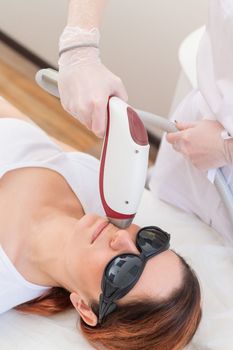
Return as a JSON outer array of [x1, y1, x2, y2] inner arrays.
[[197, 0, 233, 136]]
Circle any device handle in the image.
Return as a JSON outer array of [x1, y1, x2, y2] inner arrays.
[[35, 68, 60, 98]]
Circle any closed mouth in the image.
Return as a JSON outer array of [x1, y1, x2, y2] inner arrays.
[[91, 221, 109, 244]]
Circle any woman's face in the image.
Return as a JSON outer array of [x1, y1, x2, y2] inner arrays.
[[66, 213, 183, 313]]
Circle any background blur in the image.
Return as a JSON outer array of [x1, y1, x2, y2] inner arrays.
[[0, 0, 208, 117]]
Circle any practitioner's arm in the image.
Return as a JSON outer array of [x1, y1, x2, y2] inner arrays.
[[67, 0, 108, 28], [58, 0, 128, 138]]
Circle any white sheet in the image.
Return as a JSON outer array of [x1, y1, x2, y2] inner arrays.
[[0, 189, 232, 350]]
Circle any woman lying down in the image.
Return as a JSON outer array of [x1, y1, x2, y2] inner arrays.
[[0, 97, 201, 350]]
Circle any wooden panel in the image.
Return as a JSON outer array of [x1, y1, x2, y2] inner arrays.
[[0, 56, 102, 157]]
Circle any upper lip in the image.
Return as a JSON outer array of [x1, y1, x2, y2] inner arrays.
[[91, 220, 109, 244]]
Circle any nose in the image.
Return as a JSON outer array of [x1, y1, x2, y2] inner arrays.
[[110, 230, 139, 255]]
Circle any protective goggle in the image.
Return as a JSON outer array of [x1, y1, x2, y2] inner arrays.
[[98, 225, 170, 323]]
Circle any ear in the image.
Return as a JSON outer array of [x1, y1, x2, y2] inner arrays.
[[70, 292, 98, 327]]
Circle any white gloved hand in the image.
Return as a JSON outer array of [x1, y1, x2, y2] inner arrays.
[[166, 119, 233, 171], [58, 26, 128, 138]]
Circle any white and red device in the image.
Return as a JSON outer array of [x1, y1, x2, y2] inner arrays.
[[100, 97, 150, 228]]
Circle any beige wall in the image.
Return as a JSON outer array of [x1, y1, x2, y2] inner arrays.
[[0, 0, 208, 116]]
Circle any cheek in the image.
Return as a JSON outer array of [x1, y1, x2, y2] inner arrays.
[[79, 248, 108, 298]]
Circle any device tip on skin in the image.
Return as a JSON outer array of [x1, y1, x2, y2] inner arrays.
[[107, 217, 135, 229]]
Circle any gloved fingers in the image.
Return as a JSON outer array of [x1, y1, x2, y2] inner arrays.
[[172, 140, 189, 157], [111, 77, 129, 102], [83, 76, 128, 138], [61, 97, 93, 130], [166, 130, 187, 145], [174, 121, 197, 131], [90, 97, 108, 138], [59, 81, 107, 136], [173, 140, 182, 152], [73, 99, 94, 130]]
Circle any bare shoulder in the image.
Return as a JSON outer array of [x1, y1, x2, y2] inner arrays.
[[0, 97, 77, 152], [0, 96, 31, 122]]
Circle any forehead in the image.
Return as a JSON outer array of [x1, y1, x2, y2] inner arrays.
[[119, 250, 183, 303]]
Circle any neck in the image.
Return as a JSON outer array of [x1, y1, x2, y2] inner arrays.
[[25, 210, 82, 292]]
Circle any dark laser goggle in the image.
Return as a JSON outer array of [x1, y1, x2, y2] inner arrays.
[[98, 225, 170, 323]]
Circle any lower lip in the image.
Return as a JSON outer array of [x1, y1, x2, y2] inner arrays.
[[92, 221, 109, 243]]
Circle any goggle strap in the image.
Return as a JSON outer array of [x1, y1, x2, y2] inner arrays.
[[98, 294, 117, 323]]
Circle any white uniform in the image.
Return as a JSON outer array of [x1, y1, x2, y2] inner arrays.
[[0, 117, 105, 314], [149, 0, 233, 244]]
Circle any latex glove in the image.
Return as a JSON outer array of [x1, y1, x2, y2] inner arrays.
[[166, 119, 233, 171], [58, 27, 128, 138]]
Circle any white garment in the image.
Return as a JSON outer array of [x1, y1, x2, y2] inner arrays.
[[149, 0, 233, 245], [0, 117, 105, 314]]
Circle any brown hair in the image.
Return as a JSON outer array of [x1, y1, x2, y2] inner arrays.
[[15, 253, 201, 350]]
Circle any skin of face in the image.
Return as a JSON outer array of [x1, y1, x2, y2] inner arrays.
[[62, 214, 183, 326]]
